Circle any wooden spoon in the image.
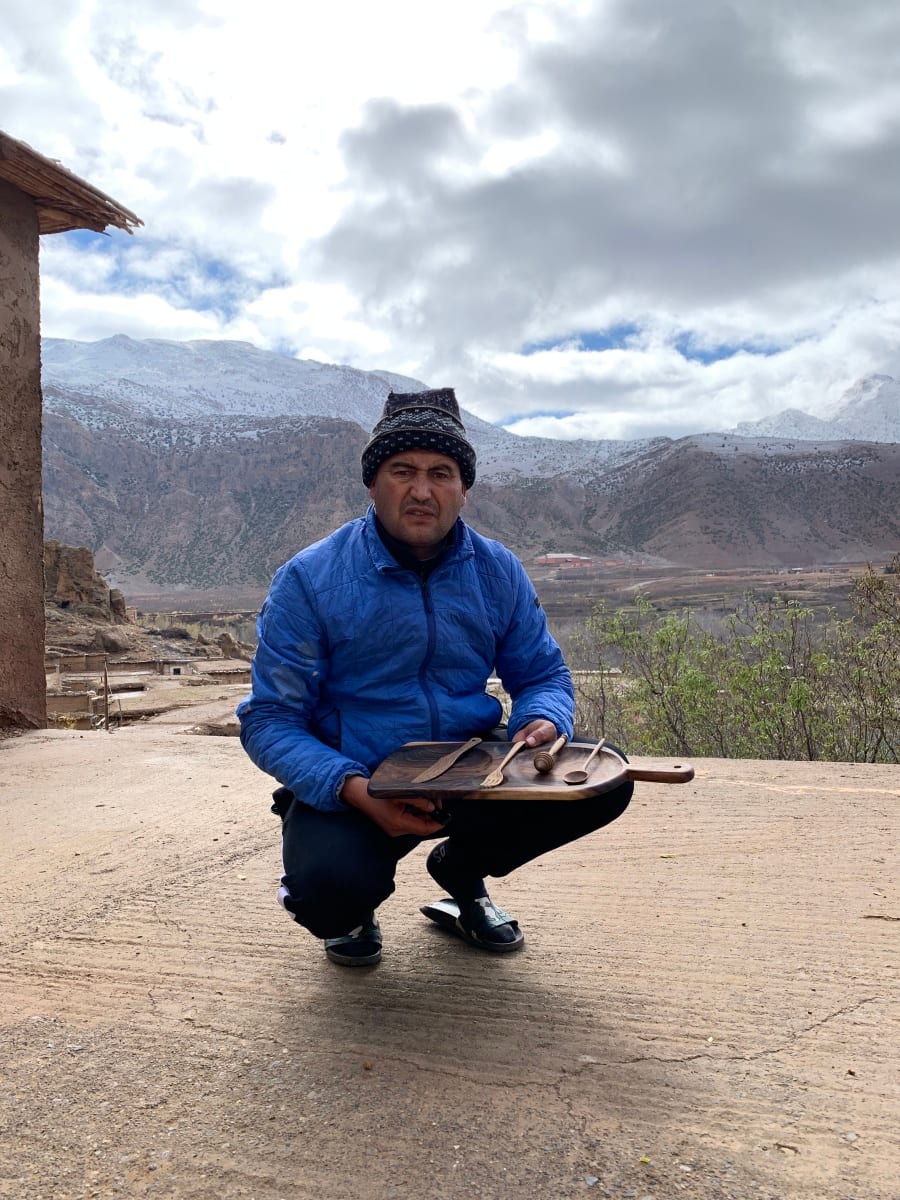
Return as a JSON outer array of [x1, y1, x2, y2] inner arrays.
[[563, 738, 607, 785]]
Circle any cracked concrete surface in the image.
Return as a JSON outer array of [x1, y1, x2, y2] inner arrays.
[[0, 724, 897, 1199]]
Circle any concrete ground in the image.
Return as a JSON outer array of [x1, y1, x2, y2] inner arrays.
[[0, 715, 897, 1200]]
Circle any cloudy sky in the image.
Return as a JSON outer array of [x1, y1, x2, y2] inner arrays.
[[4, 0, 900, 439]]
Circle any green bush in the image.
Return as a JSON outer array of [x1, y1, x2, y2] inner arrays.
[[572, 558, 899, 763]]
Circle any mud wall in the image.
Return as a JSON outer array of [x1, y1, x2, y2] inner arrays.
[[0, 179, 45, 728]]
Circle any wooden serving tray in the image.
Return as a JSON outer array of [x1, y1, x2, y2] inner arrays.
[[368, 741, 694, 802]]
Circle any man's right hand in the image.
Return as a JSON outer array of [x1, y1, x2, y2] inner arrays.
[[341, 774, 446, 837]]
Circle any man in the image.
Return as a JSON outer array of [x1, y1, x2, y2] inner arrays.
[[237, 389, 632, 966]]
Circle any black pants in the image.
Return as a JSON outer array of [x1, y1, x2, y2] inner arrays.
[[274, 739, 632, 939]]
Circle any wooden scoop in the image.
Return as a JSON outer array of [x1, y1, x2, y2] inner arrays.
[[533, 734, 568, 774], [563, 738, 607, 785]]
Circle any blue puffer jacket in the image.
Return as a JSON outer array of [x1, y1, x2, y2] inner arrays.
[[237, 507, 574, 811]]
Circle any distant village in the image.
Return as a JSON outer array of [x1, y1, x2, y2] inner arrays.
[[531, 553, 631, 570], [44, 652, 251, 729]]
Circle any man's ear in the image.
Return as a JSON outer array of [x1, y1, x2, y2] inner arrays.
[[460, 486, 467, 508], [368, 484, 376, 501]]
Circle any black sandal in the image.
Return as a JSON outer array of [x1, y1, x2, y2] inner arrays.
[[324, 912, 383, 966], [421, 896, 525, 953]]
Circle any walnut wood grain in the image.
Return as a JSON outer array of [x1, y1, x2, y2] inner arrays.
[[367, 742, 694, 801]]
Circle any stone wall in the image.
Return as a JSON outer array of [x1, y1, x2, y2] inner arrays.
[[0, 179, 44, 728]]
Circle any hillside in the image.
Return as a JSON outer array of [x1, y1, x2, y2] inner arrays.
[[41, 337, 900, 594]]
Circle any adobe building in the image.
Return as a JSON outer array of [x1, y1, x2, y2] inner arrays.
[[0, 130, 141, 728]]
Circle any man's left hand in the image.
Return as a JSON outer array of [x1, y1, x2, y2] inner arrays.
[[513, 719, 558, 748]]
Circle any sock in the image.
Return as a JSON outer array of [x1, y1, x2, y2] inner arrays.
[[427, 841, 488, 903]]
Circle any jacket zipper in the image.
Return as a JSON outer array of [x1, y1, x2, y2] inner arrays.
[[416, 574, 441, 739]]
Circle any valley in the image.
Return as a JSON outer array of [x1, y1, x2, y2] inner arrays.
[[130, 558, 888, 663]]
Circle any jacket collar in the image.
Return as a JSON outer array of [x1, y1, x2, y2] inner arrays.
[[363, 504, 473, 573]]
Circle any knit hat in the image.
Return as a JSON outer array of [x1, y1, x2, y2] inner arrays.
[[361, 388, 477, 488]]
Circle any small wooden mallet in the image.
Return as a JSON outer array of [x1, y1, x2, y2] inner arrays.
[[533, 733, 569, 774]]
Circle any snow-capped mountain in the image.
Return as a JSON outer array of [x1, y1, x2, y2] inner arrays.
[[45, 337, 899, 461], [41, 335, 658, 479], [829, 375, 900, 441], [41, 335, 427, 428], [732, 375, 900, 443], [39, 336, 900, 592]]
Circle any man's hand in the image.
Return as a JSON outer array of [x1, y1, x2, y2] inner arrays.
[[341, 774, 446, 837], [513, 719, 558, 748]]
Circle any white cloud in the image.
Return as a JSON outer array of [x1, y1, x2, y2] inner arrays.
[[40, 274, 222, 342], [239, 281, 394, 361], [6, 0, 900, 438]]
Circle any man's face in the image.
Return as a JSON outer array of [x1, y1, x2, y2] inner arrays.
[[369, 450, 467, 560]]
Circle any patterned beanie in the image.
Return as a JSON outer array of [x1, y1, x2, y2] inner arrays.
[[361, 388, 477, 488]]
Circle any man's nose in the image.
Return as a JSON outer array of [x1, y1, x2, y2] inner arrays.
[[409, 472, 433, 497]]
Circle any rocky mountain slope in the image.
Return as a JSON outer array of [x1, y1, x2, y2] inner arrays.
[[41, 337, 900, 593]]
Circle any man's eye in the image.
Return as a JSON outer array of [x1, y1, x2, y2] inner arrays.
[[432, 471, 451, 482]]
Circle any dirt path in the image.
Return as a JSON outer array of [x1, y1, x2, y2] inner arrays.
[[1, 726, 897, 1199]]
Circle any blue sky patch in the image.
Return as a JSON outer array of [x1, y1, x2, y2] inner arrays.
[[674, 334, 782, 364], [58, 231, 280, 323], [64, 229, 112, 248], [504, 408, 578, 423], [520, 324, 785, 366], [522, 323, 642, 355]]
